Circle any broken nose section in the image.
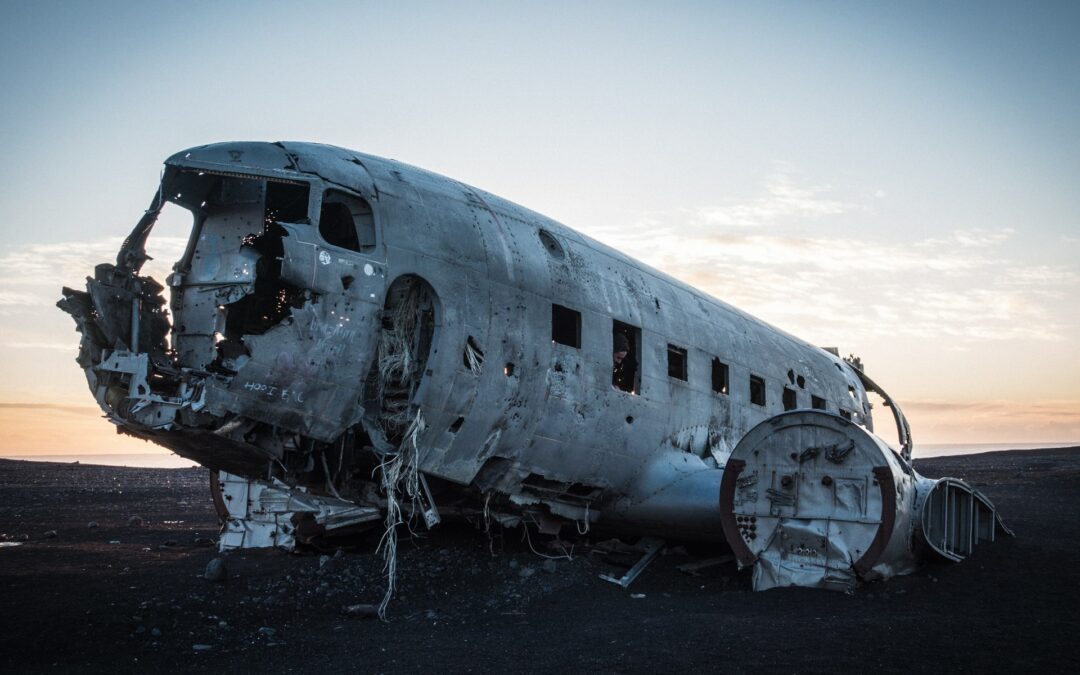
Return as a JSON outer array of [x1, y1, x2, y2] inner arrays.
[[58, 262, 188, 430], [719, 411, 1010, 591]]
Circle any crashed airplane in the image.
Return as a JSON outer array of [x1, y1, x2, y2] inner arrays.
[[59, 142, 1008, 599]]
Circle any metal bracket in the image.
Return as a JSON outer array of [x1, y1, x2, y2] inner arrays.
[[599, 536, 664, 588]]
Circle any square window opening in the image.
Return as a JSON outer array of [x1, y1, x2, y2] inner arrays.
[[551, 304, 581, 348], [783, 387, 797, 411], [667, 344, 688, 381], [318, 189, 375, 253], [612, 320, 641, 394], [750, 375, 766, 406], [811, 394, 827, 410], [711, 358, 729, 395]]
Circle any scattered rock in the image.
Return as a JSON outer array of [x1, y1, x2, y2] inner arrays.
[[87, 521, 99, 529], [192, 644, 212, 652], [127, 516, 143, 527], [257, 626, 276, 637], [193, 537, 214, 547], [150, 628, 162, 637], [319, 555, 332, 569], [135, 626, 146, 635], [519, 566, 536, 579], [341, 604, 378, 618], [43, 530, 57, 539], [162, 539, 178, 547], [630, 593, 646, 599], [541, 559, 558, 574], [508, 559, 519, 569], [108, 540, 121, 545], [204, 558, 227, 582]]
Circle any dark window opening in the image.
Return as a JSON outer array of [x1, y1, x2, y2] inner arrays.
[[667, 344, 688, 381], [787, 369, 796, 385], [504, 362, 515, 376], [840, 409, 852, 420], [318, 190, 375, 252], [750, 375, 766, 406], [711, 358, 729, 395], [811, 394, 826, 410], [265, 181, 310, 227], [783, 387, 797, 411], [612, 320, 640, 394], [797, 375, 806, 389], [552, 304, 581, 348], [449, 416, 465, 433]]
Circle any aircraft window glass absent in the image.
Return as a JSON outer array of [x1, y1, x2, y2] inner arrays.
[[711, 358, 729, 395], [839, 409, 852, 420], [264, 181, 311, 227], [551, 304, 581, 348], [811, 394, 827, 410], [318, 189, 375, 253], [612, 320, 640, 394], [667, 344, 688, 381], [750, 375, 766, 406], [783, 387, 797, 411]]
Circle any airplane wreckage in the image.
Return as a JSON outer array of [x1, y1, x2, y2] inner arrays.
[[59, 142, 1009, 607]]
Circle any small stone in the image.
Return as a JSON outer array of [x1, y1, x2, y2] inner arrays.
[[257, 626, 276, 637], [150, 628, 162, 637], [87, 521, 99, 529], [630, 593, 646, 599], [109, 540, 121, 545], [518, 566, 536, 579], [127, 516, 143, 527], [218, 620, 227, 629], [319, 555, 331, 569], [508, 559, 519, 569], [192, 644, 212, 651], [193, 537, 214, 547], [541, 559, 558, 574], [162, 539, 178, 547], [43, 530, 57, 539], [204, 558, 227, 582], [135, 626, 146, 635]]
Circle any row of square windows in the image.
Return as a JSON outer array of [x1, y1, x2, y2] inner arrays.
[[551, 303, 837, 414]]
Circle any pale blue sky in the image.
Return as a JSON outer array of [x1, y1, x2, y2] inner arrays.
[[1, 1, 1078, 448]]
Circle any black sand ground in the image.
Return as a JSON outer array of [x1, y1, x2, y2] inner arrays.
[[1, 448, 1078, 674]]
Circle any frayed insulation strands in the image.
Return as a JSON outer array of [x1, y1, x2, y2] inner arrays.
[[376, 284, 425, 434], [464, 336, 484, 375], [375, 409, 426, 620]]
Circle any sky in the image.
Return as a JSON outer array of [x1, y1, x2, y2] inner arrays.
[[0, 0, 1077, 459]]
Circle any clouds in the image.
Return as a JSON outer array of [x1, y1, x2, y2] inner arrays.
[[0, 235, 185, 314], [582, 167, 1079, 347], [903, 399, 1080, 445], [676, 164, 856, 231]]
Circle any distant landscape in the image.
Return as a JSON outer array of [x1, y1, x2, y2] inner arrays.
[[3, 441, 1079, 469]]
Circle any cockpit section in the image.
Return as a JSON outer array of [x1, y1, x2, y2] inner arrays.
[[58, 143, 392, 488]]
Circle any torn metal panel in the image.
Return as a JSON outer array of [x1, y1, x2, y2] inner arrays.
[[215, 471, 380, 551]]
